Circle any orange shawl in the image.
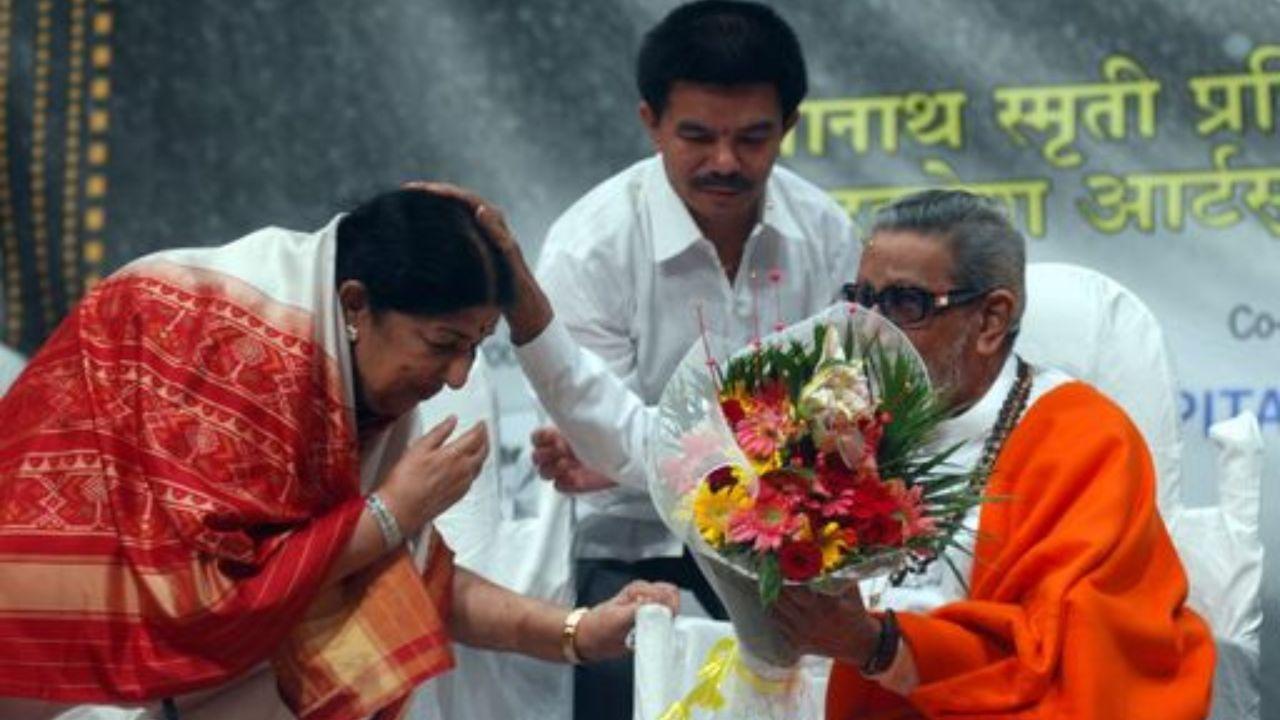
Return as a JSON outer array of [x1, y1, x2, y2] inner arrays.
[[0, 228, 453, 717], [827, 382, 1214, 719]]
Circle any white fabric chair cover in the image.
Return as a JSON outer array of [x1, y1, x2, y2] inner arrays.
[[1169, 412, 1264, 720], [1016, 262, 1183, 519], [409, 358, 574, 720]]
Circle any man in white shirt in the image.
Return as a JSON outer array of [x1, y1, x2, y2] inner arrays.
[[526, 2, 859, 716]]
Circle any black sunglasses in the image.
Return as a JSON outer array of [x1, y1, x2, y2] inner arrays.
[[842, 282, 991, 328]]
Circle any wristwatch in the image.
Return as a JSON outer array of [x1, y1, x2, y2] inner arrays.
[[860, 609, 901, 676]]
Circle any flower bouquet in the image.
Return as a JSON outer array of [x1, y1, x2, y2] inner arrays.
[[649, 303, 979, 670]]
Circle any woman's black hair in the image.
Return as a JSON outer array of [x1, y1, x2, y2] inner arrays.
[[335, 189, 515, 315]]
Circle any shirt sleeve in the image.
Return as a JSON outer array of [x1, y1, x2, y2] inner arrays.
[[514, 315, 655, 491], [535, 239, 639, 385]]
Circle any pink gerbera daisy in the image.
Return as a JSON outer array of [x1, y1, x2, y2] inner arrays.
[[733, 381, 795, 460], [728, 493, 800, 552], [886, 479, 936, 540]]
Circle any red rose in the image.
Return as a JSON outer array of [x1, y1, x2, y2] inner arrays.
[[850, 480, 898, 519], [760, 468, 810, 498], [816, 452, 858, 495], [720, 398, 746, 427], [856, 514, 904, 547], [778, 540, 824, 581], [707, 465, 738, 492]]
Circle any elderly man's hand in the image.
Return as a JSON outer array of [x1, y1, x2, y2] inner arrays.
[[772, 584, 881, 667], [530, 426, 618, 493], [573, 580, 680, 662]]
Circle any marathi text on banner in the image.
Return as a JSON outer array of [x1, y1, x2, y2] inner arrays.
[[994, 54, 1160, 168], [1077, 143, 1280, 236], [781, 91, 967, 157], [1188, 44, 1280, 136]]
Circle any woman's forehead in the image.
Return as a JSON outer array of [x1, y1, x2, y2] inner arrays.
[[411, 305, 501, 341]]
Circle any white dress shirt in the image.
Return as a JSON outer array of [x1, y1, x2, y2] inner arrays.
[[522, 155, 859, 561]]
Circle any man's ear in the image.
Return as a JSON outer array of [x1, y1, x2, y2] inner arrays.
[[639, 101, 662, 150], [976, 288, 1017, 356]]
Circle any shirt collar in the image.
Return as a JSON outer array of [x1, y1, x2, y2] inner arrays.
[[645, 158, 704, 263], [643, 155, 801, 264], [759, 178, 805, 243]]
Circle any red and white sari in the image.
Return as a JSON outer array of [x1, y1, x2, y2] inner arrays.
[[0, 220, 454, 719]]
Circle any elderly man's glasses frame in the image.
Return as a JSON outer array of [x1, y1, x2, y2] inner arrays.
[[841, 282, 991, 328]]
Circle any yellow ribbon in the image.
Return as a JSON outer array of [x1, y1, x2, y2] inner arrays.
[[657, 637, 793, 720]]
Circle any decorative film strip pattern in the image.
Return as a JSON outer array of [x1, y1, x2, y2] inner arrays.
[[0, 0, 18, 344], [60, 0, 87, 304], [82, 0, 112, 291], [1, 0, 113, 349], [30, 0, 55, 331]]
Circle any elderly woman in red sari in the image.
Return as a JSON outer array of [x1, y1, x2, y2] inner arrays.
[[0, 188, 677, 719]]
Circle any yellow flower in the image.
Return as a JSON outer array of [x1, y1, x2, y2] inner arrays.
[[792, 514, 814, 542], [748, 450, 783, 477], [693, 481, 750, 548], [819, 522, 854, 571]]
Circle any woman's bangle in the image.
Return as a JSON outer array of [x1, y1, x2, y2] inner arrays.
[[365, 493, 404, 549], [562, 606, 589, 665]]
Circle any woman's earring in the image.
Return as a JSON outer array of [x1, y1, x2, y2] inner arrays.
[[345, 323, 359, 343]]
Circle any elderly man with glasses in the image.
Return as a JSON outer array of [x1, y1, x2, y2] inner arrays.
[[771, 189, 1214, 718]]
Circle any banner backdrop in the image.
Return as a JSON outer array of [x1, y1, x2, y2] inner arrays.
[[2, 0, 1276, 714]]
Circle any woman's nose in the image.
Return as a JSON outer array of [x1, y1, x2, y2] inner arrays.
[[445, 353, 474, 390]]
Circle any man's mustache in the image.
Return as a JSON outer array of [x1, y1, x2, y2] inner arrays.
[[691, 173, 753, 192]]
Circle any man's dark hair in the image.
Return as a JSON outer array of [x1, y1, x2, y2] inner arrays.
[[870, 189, 1027, 335], [336, 190, 514, 316], [636, 0, 808, 119]]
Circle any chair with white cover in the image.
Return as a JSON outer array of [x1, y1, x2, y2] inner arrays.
[[1017, 262, 1263, 720], [1167, 412, 1264, 720], [1015, 262, 1184, 519]]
